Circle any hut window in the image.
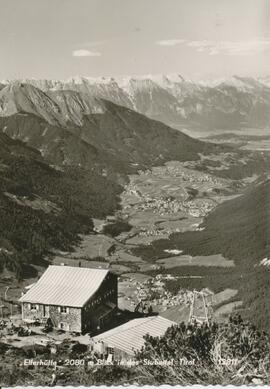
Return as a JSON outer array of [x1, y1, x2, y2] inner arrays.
[[59, 306, 69, 314]]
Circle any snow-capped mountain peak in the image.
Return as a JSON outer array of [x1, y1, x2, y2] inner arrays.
[[1, 74, 270, 130]]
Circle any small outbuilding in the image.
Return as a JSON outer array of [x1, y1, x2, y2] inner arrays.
[[91, 315, 175, 359]]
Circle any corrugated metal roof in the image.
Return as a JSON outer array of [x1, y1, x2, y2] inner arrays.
[[19, 265, 109, 307], [93, 316, 175, 355]]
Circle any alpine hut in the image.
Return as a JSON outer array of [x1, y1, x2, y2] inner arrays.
[[19, 265, 117, 333]]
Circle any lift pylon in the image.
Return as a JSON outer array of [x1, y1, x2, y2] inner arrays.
[[189, 289, 214, 325]]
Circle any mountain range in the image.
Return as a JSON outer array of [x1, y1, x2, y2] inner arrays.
[[0, 81, 225, 174], [1, 74, 270, 130]]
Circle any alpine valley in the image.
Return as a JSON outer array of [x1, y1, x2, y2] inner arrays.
[[0, 75, 270, 333]]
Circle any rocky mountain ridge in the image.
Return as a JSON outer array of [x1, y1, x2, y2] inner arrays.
[[1, 74, 270, 129]]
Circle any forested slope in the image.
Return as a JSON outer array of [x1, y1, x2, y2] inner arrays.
[[0, 132, 122, 278]]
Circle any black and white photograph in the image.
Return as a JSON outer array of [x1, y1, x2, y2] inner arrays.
[[0, 0, 270, 386]]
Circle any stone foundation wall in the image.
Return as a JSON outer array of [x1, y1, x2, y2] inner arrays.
[[22, 302, 45, 321], [22, 303, 82, 332], [49, 305, 81, 332]]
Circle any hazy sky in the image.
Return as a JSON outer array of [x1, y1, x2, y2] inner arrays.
[[0, 0, 270, 80]]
